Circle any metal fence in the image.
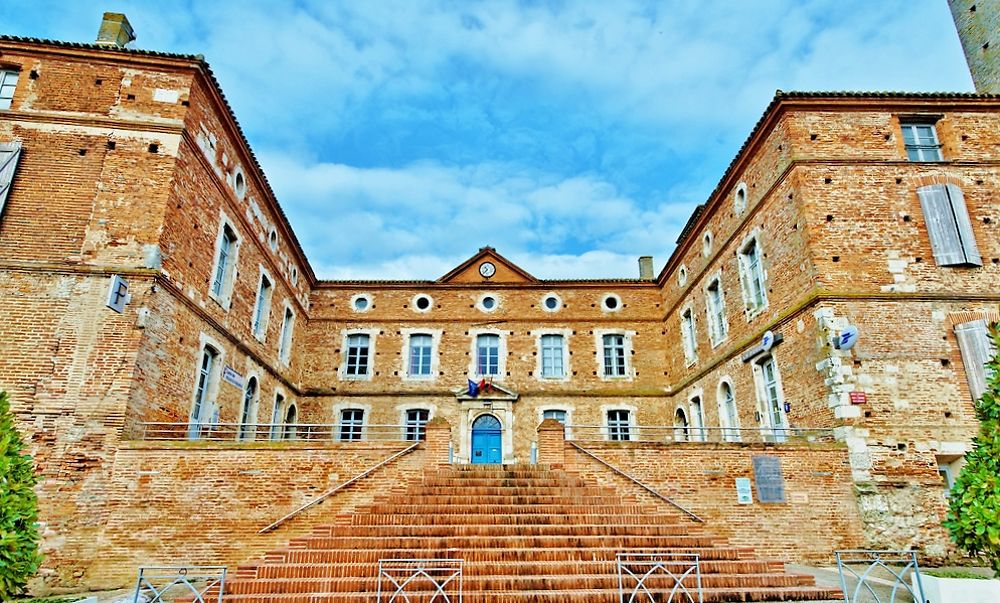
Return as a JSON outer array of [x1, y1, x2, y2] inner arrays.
[[617, 552, 702, 603], [569, 425, 835, 444], [835, 550, 925, 603], [377, 558, 463, 603], [132, 566, 227, 603], [140, 422, 428, 442]]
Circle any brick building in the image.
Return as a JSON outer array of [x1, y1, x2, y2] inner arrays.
[[0, 8, 997, 596]]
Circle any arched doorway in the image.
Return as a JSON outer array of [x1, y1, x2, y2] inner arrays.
[[471, 414, 502, 464], [673, 407, 690, 442]]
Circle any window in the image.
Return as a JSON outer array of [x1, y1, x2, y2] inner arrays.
[[702, 232, 713, 256], [477, 334, 500, 376], [954, 319, 997, 402], [901, 121, 943, 162], [270, 392, 285, 440], [673, 407, 689, 442], [755, 355, 787, 442], [351, 293, 372, 312], [734, 183, 748, 214], [739, 237, 767, 313], [607, 409, 631, 441], [678, 265, 688, 286], [278, 306, 294, 364], [719, 381, 741, 442], [238, 376, 258, 441], [540, 334, 565, 378], [602, 334, 628, 377], [690, 397, 705, 442], [478, 294, 498, 312], [681, 308, 698, 364], [917, 184, 981, 267], [252, 273, 273, 339], [601, 294, 622, 312], [706, 278, 728, 344], [413, 294, 433, 312], [268, 228, 278, 250], [282, 404, 298, 440], [408, 334, 433, 377], [0, 69, 18, 110], [543, 409, 567, 424], [339, 408, 364, 441], [345, 334, 371, 378], [211, 224, 239, 300], [189, 346, 219, 439], [0, 141, 23, 216], [542, 294, 562, 312], [405, 409, 429, 441]]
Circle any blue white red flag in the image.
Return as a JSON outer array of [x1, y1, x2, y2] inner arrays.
[[467, 379, 479, 397]]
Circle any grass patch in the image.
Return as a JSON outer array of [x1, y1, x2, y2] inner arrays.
[[923, 568, 993, 580]]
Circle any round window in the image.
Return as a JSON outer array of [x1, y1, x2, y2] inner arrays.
[[413, 294, 433, 312], [234, 170, 247, 199], [290, 267, 298, 285], [350, 294, 371, 312], [544, 295, 560, 311], [602, 294, 621, 312], [678, 265, 688, 286], [702, 232, 712, 256], [481, 296, 496, 311], [268, 228, 278, 251]]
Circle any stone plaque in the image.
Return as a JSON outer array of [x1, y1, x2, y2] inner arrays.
[[752, 455, 786, 503]]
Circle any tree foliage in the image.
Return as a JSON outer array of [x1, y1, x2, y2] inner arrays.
[[944, 325, 1000, 575], [0, 390, 43, 598]]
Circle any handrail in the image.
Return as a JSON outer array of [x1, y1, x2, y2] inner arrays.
[[569, 442, 704, 523], [258, 442, 421, 534]]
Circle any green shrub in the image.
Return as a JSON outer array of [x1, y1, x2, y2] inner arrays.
[[0, 390, 43, 598], [944, 324, 1000, 575]]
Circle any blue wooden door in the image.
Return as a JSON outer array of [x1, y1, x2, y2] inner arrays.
[[471, 414, 502, 464]]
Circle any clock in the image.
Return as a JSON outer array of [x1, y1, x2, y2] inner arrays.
[[479, 261, 496, 279]]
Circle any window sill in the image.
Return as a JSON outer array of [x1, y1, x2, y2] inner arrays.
[[208, 291, 233, 312], [340, 374, 372, 381]]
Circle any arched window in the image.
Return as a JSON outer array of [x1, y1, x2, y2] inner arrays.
[[673, 407, 689, 442], [719, 381, 740, 442], [282, 403, 298, 440], [238, 376, 258, 441], [690, 396, 705, 442], [189, 345, 220, 440]]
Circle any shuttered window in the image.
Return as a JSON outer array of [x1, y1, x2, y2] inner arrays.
[[0, 141, 22, 217], [918, 184, 981, 267], [954, 319, 997, 402], [0, 70, 18, 110]]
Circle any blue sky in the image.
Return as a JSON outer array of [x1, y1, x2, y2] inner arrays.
[[0, 1, 974, 279]]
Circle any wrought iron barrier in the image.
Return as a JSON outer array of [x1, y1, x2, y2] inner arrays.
[[835, 550, 925, 603], [132, 566, 227, 603], [570, 424, 835, 444], [140, 421, 425, 442], [617, 552, 702, 603], [377, 558, 463, 602]]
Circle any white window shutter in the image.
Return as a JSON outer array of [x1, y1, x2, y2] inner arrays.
[[0, 141, 22, 216], [919, 185, 965, 266], [954, 319, 994, 402], [945, 184, 982, 266]]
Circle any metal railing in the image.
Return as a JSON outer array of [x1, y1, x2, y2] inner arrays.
[[618, 552, 702, 603], [377, 558, 463, 603], [132, 566, 227, 603], [570, 443, 703, 523], [568, 425, 835, 444], [139, 421, 429, 442], [835, 550, 925, 603], [259, 442, 420, 533]]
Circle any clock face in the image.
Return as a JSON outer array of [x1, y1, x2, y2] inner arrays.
[[479, 261, 496, 278]]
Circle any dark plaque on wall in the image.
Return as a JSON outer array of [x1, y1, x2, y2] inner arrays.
[[752, 455, 786, 503]]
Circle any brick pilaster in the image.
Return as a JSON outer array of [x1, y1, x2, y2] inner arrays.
[[537, 418, 566, 468], [424, 417, 452, 470]]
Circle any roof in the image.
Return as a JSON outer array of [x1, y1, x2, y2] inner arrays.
[[0, 34, 318, 285], [658, 89, 1000, 282]]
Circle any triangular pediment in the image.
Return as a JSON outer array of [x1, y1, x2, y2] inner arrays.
[[453, 380, 519, 402], [438, 247, 538, 284]]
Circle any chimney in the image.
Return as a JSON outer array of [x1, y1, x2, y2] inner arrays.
[[638, 256, 654, 280], [95, 12, 135, 48]]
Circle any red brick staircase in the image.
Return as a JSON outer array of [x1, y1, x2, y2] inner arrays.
[[220, 464, 842, 602]]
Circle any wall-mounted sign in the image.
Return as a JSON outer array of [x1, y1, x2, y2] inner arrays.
[[834, 325, 860, 350], [106, 275, 130, 313], [752, 455, 786, 504], [222, 366, 244, 389], [741, 331, 784, 363], [849, 391, 868, 405], [735, 477, 753, 504]]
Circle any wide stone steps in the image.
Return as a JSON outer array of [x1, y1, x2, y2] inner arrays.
[[220, 464, 842, 602]]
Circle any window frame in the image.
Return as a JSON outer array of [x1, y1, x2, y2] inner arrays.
[[596, 329, 634, 380], [718, 379, 741, 442], [251, 268, 274, 341], [917, 183, 982, 267], [238, 374, 259, 441], [900, 120, 943, 162], [0, 141, 22, 218], [342, 330, 376, 380], [208, 215, 241, 309], [476, 333, 501, 377], [704, 275, 729, 346], [606, 409, 633, 442], [689, 395, 706, 442], [404, 408, 431, 441], [277, 302, 295, 365], [0, 69, 19, 110], [753, 354, 788, 442], [680, 306, 698, 365], [539, 333, 567, 379], [189, 337, 224, 440], [737, 234, 768, 317], [338, 408, 365, 441]]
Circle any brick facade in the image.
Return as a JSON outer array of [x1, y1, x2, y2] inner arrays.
[[0, 10, 998, 593]]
